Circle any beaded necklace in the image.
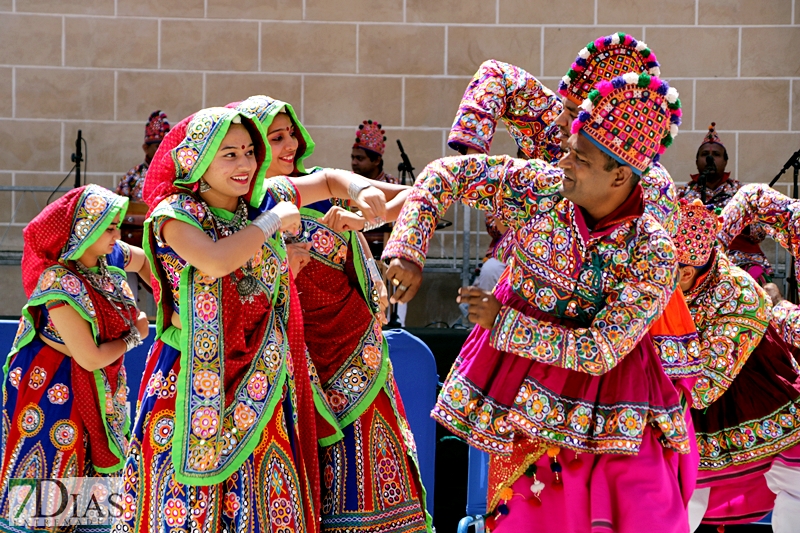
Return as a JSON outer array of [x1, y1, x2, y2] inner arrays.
[[74, 256, 139, 336]]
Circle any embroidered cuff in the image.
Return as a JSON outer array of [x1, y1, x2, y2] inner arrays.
[[490, 306, 555, 362], [772, 299, 795, 320], [490, 306, 522, 353], [381, 241, 426, 269], [448, 126, 490, 155]]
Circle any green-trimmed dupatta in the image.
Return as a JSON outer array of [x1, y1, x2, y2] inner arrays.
[[144, 107, 304, 485], [236, 95, 389, 430], [9, 184, 132, 472]]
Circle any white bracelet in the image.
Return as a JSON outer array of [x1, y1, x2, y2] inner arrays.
[[252, 210, 282, 239], [366, 258, 383, 284], [348, 179, 373, 201], [123, 330, 142, 352], [362, 218, 386, 232]]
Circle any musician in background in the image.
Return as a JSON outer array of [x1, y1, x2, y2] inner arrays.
[[116, 110, 169, 307], [117, 110, 170, 201], [678, 122, 773, 283], [351, 119, 400, 184]]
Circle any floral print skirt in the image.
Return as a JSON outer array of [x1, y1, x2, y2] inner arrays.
[[112, 341, 317, 533]]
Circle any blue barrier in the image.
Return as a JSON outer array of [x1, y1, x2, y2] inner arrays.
[[384, 329, 438, 516], [0, 321, 438, 515]]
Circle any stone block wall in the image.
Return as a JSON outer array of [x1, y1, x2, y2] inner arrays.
[[0, 0, 798, 315]]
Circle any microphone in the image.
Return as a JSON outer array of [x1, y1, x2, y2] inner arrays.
[[71, 130, 83, 189], [699, 154, 716, 204]]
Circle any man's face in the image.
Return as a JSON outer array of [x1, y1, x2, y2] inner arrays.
[[558, 132, 625, 209], [143, 141, 160, 164], [351, 147, 380, 177], [678, 264, 699, 293], [696, 143, 727, 177], [554, 97, 580, 150]]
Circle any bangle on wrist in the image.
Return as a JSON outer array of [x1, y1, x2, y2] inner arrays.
[[348, 179, 373, 201], [362, 218, 386, 232], [252, 210, 282, 239], [123, 330, 142, 352]]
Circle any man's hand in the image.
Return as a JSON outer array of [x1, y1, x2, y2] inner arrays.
[[287, 242, 313, 276], [457, 286, 502, 330], [320, 206, 365, 233], [385, 258, 423, 304]]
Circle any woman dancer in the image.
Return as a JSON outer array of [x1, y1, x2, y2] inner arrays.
[[115, 105, 387, 533], [0, 184, 150, 531], [236, 95, 430, 533]]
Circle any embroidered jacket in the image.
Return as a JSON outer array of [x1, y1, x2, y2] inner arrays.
[[444, 60, 701, 379], [384, 154, 678, 376], [117, 161, 147, 201], [373, 171, 400, 185], [448, 60, 562, 163], [679, 173, 743, 208], [683, 250, 771, 409]]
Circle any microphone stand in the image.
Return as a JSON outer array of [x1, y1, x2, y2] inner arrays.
[[396, 139, 415, 186], [383, 140, 417, 329], [71, 130, 83, 189], [769, 148, 800, 303]]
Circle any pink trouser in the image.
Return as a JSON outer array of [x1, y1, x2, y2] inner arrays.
[[493, 426, 689, 533]]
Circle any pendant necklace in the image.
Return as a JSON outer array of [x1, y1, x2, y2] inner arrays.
[[203, 197, 263, 303]]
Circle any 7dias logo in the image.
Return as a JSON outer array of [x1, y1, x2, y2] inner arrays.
[[7, 477, 124, 527]]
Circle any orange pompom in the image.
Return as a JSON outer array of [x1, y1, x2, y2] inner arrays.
[[499, 487, 514, 501], [546, 446, 561, 458]]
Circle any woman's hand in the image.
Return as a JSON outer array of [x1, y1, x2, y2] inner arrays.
[[287, 242, 313, 275], [320, 206, 365, 233], [351, 186, 387, 223], [375, 280, 389, 324], [135, 311, 150, 340], [272, 201, 301, 235]]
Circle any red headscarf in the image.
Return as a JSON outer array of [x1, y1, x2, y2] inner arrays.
[[142, 105, 266, 216], [20, 184, 133, 471], [21, 185, 128, 297]]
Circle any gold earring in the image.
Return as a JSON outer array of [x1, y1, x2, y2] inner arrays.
[[199, 178, 211, 193]]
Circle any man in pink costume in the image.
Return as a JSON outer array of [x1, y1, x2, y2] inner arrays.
[[383, 70, 689, 531], [446, 33, 702, 386], [692, 182, 800, 532]]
